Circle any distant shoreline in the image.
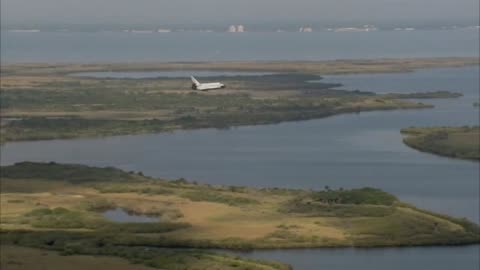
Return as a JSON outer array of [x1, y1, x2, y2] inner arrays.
[[2, 57, 479, 75], [3, 25, 479, 33]]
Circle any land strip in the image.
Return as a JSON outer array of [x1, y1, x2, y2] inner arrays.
[[2, 58, 475, 143], [2, 57, 478, 75], [401, 126, 480, 160], [1, 162, 478, 250]]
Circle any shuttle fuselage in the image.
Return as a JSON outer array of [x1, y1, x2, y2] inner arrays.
[[191, 76, 225, 91]]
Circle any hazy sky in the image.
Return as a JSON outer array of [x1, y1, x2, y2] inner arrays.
[[2, 0, 479, 25]]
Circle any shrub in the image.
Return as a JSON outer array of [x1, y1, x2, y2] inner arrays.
[[181, 190, 258, 206]]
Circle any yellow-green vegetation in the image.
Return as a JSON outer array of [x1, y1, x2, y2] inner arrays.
[[401, 126, 480, 160], [2, 58, 476, 143], [2, 57, 478, 75], [1, 162, 478, 255], [1, 166, 295, 270]]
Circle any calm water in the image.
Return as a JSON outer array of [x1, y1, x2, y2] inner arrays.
[[232, 246, 480, 270], [102, 208, 158, 223], [1, 29, 478, 63]]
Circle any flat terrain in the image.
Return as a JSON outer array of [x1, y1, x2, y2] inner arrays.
[[401, 126, 480, 160], [2, 57, 478, 75], [2, 58, 476, 143], [1, 162, 478, 252]]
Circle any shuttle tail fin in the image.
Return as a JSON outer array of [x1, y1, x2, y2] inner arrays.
[[191, 76, 200, 86]]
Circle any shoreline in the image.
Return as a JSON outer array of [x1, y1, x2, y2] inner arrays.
[[401, 127, 480, 161], [2, 57, 479, 75], [1, 102, 433, 144]]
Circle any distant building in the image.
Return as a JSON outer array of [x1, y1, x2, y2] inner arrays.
[[334, 28, 361, 32], [393, 27, 414, 31], [299, 27, 313, 32], [131, 30, 154, 34], [228, 25, 237, 32], [157, 28, 171, 33], [227, 25, 245, 33], [334, 25, 378, 32], [363, 25, 378, 32]]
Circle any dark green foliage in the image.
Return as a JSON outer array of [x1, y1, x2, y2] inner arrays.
[[386, 91, 463, 99], [1, 162, 135, 183], [346, 210, 480, 247], [283, 200, 395, 217], [94, 183, 173, 195], [0, 231, 291, 270], [82, 199, 117, 211], [311, 187, 398, 205], [1, 86, 263, 111], [1, 117, 171, 142], [281, 188, 398, 217], [100, 222, 191, 234], [22, 207, 190, 233], [401, 126, 480, 160], [181, 190, 259, 206], [403, 204, 480, 235], [24, 208, 102, 229]]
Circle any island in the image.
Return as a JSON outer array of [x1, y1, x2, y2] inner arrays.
[[1, 57, 477, 144], [1, 162, 479, 269], [384, 91, 463, 99], [401, 126, 480, 160]]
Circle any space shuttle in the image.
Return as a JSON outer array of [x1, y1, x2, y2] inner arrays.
[[191, 76, 226, 91]]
